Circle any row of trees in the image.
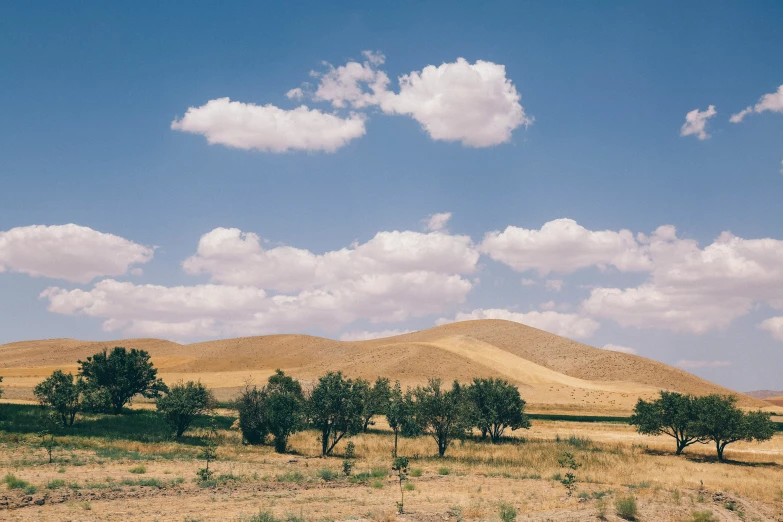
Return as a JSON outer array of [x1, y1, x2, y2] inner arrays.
[[630, 391, 775, 461], [236, 371, 531, 457]]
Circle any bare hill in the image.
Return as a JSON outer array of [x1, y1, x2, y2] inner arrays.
[[0, 319, 767, 411]]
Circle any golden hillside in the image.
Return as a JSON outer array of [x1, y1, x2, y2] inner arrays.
[[0, 319, 767, 412]]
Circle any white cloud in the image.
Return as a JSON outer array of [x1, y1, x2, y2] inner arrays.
[[602, 344, 638, 355], [43, 222, 479, 339], [425, 212, 452, 232], [437, 308, 600, 339], [583, 226, 783, 333], [520, 278, 536, 286], [480, 218, 652, 275], [285, 87, 304, 100], [680, 105, 716, 140], [539, 300, 556, 311], [171, 97, 366, 153], [0, 224, 153, 283], [305, 53, 531, 147], [675, 360, 732, 369], [545, 279, 564, 292], [339, 329, 412, 341], [759, 317, 783, 342], [730, 84, 783, 123]]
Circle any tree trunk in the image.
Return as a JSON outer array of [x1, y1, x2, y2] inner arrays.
[[675, 440, 684, 455], [438, 438, 447, 457], [716, 442, 724, 461], [321, 427, 329, 456], [393, 430, 398, 458]]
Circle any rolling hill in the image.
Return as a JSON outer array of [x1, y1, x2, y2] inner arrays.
[[0, 319, 769, 412]]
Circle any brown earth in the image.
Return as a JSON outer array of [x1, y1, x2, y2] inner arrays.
[[0, 319, 770, 411]]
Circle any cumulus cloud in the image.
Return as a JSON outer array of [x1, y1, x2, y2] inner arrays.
[[680, 105, 716, 140], [480, 218, 652, 275], [583, 226, 783, 333], [339, 329, 412, 341], [425, 212, 452, 232], [730, 84, 783, 123], [602, 344, 638, 355], [43, 222, 479, 339], [676, 360, 732, 369], [759, 317, 783, 342], [437, 308, 600, 339], [304, 53, 531, 147], [545, 279, 564, 292], [171, 98, 366, 153], [0, 224, 153, 283]]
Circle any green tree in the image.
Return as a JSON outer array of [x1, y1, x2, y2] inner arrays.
[[360, 377, 392, 432], [693, 394, 775, 461], [33, 370, 84, 427], [467, 377, 530, 443], [306, 371, 364, 456], [78, 347, 168, 414], [0, 375, 4, 399], [156, 380, 215, 438], [411, 378, 471, 457], [264, 370, 305, 453], [629, 391, 706, 455], [386, 381, 412, 457]]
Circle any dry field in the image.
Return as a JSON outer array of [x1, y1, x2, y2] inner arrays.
[[1, 411, 782, 522]]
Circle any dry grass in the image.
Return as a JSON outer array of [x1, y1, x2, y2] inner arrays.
[[1, 416, 781, 521]]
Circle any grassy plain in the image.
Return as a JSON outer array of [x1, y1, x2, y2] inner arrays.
[[0, 404, 781, 521]]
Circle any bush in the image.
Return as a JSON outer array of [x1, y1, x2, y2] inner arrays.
[[156, 380, 215, 438], [615, 496, 638, 520], [686, 511, 715, 522], [317, 468, 338, 482], [78, 347, 167, 414], [3, 474, 31, 489], [498, 502, 517, 522], [129, 465, 146, 474], [33, 370, 84, 427]]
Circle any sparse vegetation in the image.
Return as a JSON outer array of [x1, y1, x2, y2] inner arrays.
[[615, 495, 638, 520]]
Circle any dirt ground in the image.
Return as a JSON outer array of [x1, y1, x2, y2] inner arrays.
[[2, 418, 782, 521]]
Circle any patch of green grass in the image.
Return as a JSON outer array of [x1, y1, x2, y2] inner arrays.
[[404, 482, 415, 491], [684, 511, 715, 522], [46, 479, 66, 489], [437, 467, 450, 476], [24, 485, 38, 494], [68, 482, 81, 490], [317, 468, 339, 482], [276, 471, 305, 484], [371, 480, 384, 489], [615, 496, 638, 521], [129, 465, 146, 474], [409, 467, 423, 477], [565, 435, 593, 450], [369, 467, 387, 478], [3, 474, 31, 489], [120, 477, 163, 488], [550, 472, 562, 481], [498, 502, 517, 522]]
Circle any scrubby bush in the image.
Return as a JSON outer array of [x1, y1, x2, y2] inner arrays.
[[78, 347, 167, 414], [615, 496, 638, 520], [156, 380, 215, 438], [33, 370, 84, 427], [467, 377, 530, 443], [306, 371, 364, 456], [498, 502, 517, 522]]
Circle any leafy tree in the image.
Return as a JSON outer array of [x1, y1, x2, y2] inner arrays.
[[306, 371, 365, 456], [557, 451, 581, 497], [411, 378, 471, 457], [693, 394, 775, 461], [360, 377, 392, 432], [386, 381, 413, 457], [33, 370, 84, 427], [392, 456, 409, 514], [78, 347, 168, 414], [156, 380, 215, 438], [236, 384, 268, 445], [629, 391, 706, 455], [467, 377, 530, 443], [264, 370, 305, 453]]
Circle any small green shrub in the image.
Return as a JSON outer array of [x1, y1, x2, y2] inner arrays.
[[46, 479, 66, 489], [404, 482, 415, 491], [3, 474, 30, 489], [685, 511, 715, 522], [24, 485, 38, 494], [437, 467, 450, 475], [317, 468, 338, 482], [129, 465, 146, 474], [276, 471, 304, 484], [615, 496, 638, 520], [410, 467, 423, 477], [371, 480, 383, 488], [498, 502, 517, 522], [370, 467, 387, 478], [596, 497, 608, 520]]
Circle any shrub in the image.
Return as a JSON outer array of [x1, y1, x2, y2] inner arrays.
[[317, 468, 338, 482], [156, 380, 215, 438], [438, 467, 450, 475], [686, 511, 715, 522], [596, 497, 608, 520], [78, 347, 167, 414], [498, 502, 517, 522], [3, 474, 31, 489], [46, 479, 66, 489], [409, 468, 423, 477], [468, 378, 530, 443], [129, 465, 146, 474], [615, 496, 638, 520], [33, 370, 84, 427], [558, 451, 581, 497]]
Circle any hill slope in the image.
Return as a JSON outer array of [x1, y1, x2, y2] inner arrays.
[[0, 319, 766, 411]]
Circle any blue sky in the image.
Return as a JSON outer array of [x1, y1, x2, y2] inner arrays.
[[1, 1, 782, 391]]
